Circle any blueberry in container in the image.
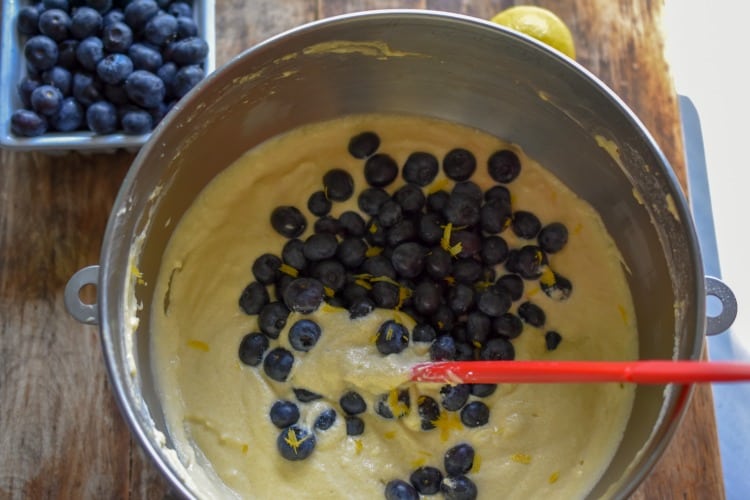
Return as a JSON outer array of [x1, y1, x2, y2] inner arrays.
[[0, 0, 216, 153]]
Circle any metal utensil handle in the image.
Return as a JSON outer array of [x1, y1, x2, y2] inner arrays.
[[705, 276, 737, 336], [64, 265, 100, 325]]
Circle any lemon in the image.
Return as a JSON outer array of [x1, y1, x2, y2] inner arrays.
[[490, 5, 576, 59]]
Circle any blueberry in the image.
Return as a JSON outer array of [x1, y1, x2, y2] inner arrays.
[[10, 109, 47, 137], [96, 54, 133, 85], [124, 69, 166, 108], [313, 215, 342, 235], [302, 233, 337, 261], [335, 237, 366, 269], [410, 466, 443, 495], [17, 6, 41, 36], [348, 131, 379, 159], [348, 296, 375, 319], [252, 253, 281, 285], [24, 35, 59, 71], [518, 301, 545, 327], [293, 387, 323, 402], [402, 151, 439, 186], [72, 71, 102, 106], [541, 271, 573, 301], [172, 64, 204, 97], [362, 255, 396, 280], [345, 415, 365, 435], [271, 205, 307, 238], [144, 13, 178, 46], [452, 258, 482, 285], [314, 408, 337, 431], [429, 334, 456, 361], [288, 319, 321, 352], [538, 222, 569, 253], [390, 242, 426, 279], [443, 193, 480, 227], [238, 332, 269, 366], [41, 66, 72, 95], [450, 230, 481, 259], [49, 96, 83, 131], [375, 320, 409, 355], [491, 312, 523, 339], [377, 200, 402, 228], [545, 330, 563, 350], [70, 6, 102, 39], [121, 109, 153, 134], [495, 274, 524, 301], [364, 153, 398, 187], [443, 148, 476, 181], [431, 304, 456, 333], [85, 100, 117, 133], [424, 246, 451, 280], [427, 190, 450, 212], [156, 61, 178, 94], [102, 8, 125, 27], [485, 184, 512, 204], [480, 198, 512, 234], [387, 219, 417, 248], [393, 184, 425, 213], [270, 400, 299, 427], [384, 480, 418, 500], [512, 211, 541, 239], [258, 301, 290, 339], [444, 443, 475, 475], [371, 281, 399, 309], [76, 36, 104, 71], [488, 149, 522, 183], [339, 391, 367, 415], [460, 401, 490, 427], [465, 311, 491, 348], [357, 187, 389, 216], [480, 235, 508, 265], [238, 281, 268, 315], [411, 323, 436, 343], [322, 168, 355, 202], [440, 384, 470, 411], [441, 475, 478, 500], [102, 21, 134, 53], [364, 218, 387, 247], [413, 281, 441, 316], [128, 43, 163, 71], [470, 383, 497, 398], [167, 1, 193, 18], [38, 8, 71, 42], [263, 347, 294, 382], [282, 277, 324, 314], [124, 0, 159, 31], [417, 395, 441, 430], [338, 210, 366, 236], [57, 39, 79, 70], [311, 259, 346, 292], [277, 425, 315, 461], [168, 36, 208, 65], [30, 84, 63, 116], [476, 289, 511, 317], [479, 337, 515, 361], [175, 15, 198, 38], [281, 238, 306, 270], [85, 0, 112, 13], [306, 190, 330, 216], [508, 245, 546, 280]]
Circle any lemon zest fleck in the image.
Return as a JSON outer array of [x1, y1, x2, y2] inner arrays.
[[618, 304, 628, 325], [242, 444, 249, 454], [511, 453, 532, 464], [443, 276, 456, 286], [433, 410, 463, 442], [324, 286, 335, 298], [411, 457, 428, 468], [384, 430, 396, 439], [549, 471, 560, 484], [369, 223, 378, 234], [526, 287, 540, 297], [365, 246, 383, 257], [387, 389, 409, 417], [472, 453, 482, 473], [440, 223, 463, 256], [284, 428, 312, 455], [427, 177, 450, 194], [539, 266, 556, 287], [279, 263, 299, 277], [573, 223, 583, 234], [187, 340, 209, 352], [354, 439, 363, 454], [355, 279, 373, 290]]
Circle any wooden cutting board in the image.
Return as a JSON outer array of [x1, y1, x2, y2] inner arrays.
[[0, 1, 723, 498]]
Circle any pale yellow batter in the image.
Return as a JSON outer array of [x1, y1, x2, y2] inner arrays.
[[150, 114, 638, 499]]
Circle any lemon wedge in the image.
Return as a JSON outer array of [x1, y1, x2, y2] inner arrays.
[[491, 5, 576, 59]]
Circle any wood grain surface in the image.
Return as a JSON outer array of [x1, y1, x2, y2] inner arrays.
[[0, 1, 722, 498]]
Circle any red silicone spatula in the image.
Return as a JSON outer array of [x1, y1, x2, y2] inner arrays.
[[410, 360, 750, 384]]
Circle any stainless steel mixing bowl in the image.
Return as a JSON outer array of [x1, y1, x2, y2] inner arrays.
[[65, 9, 736, 499]]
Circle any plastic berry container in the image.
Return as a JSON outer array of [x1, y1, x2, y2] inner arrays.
[[0, 0, 216, 153]]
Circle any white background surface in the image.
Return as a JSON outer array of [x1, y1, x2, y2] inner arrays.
[[663, 2, 749, 498]]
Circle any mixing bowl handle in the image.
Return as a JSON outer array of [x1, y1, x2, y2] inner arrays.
[[705, 276, 737, 336], [64, 265, 100, 325]]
